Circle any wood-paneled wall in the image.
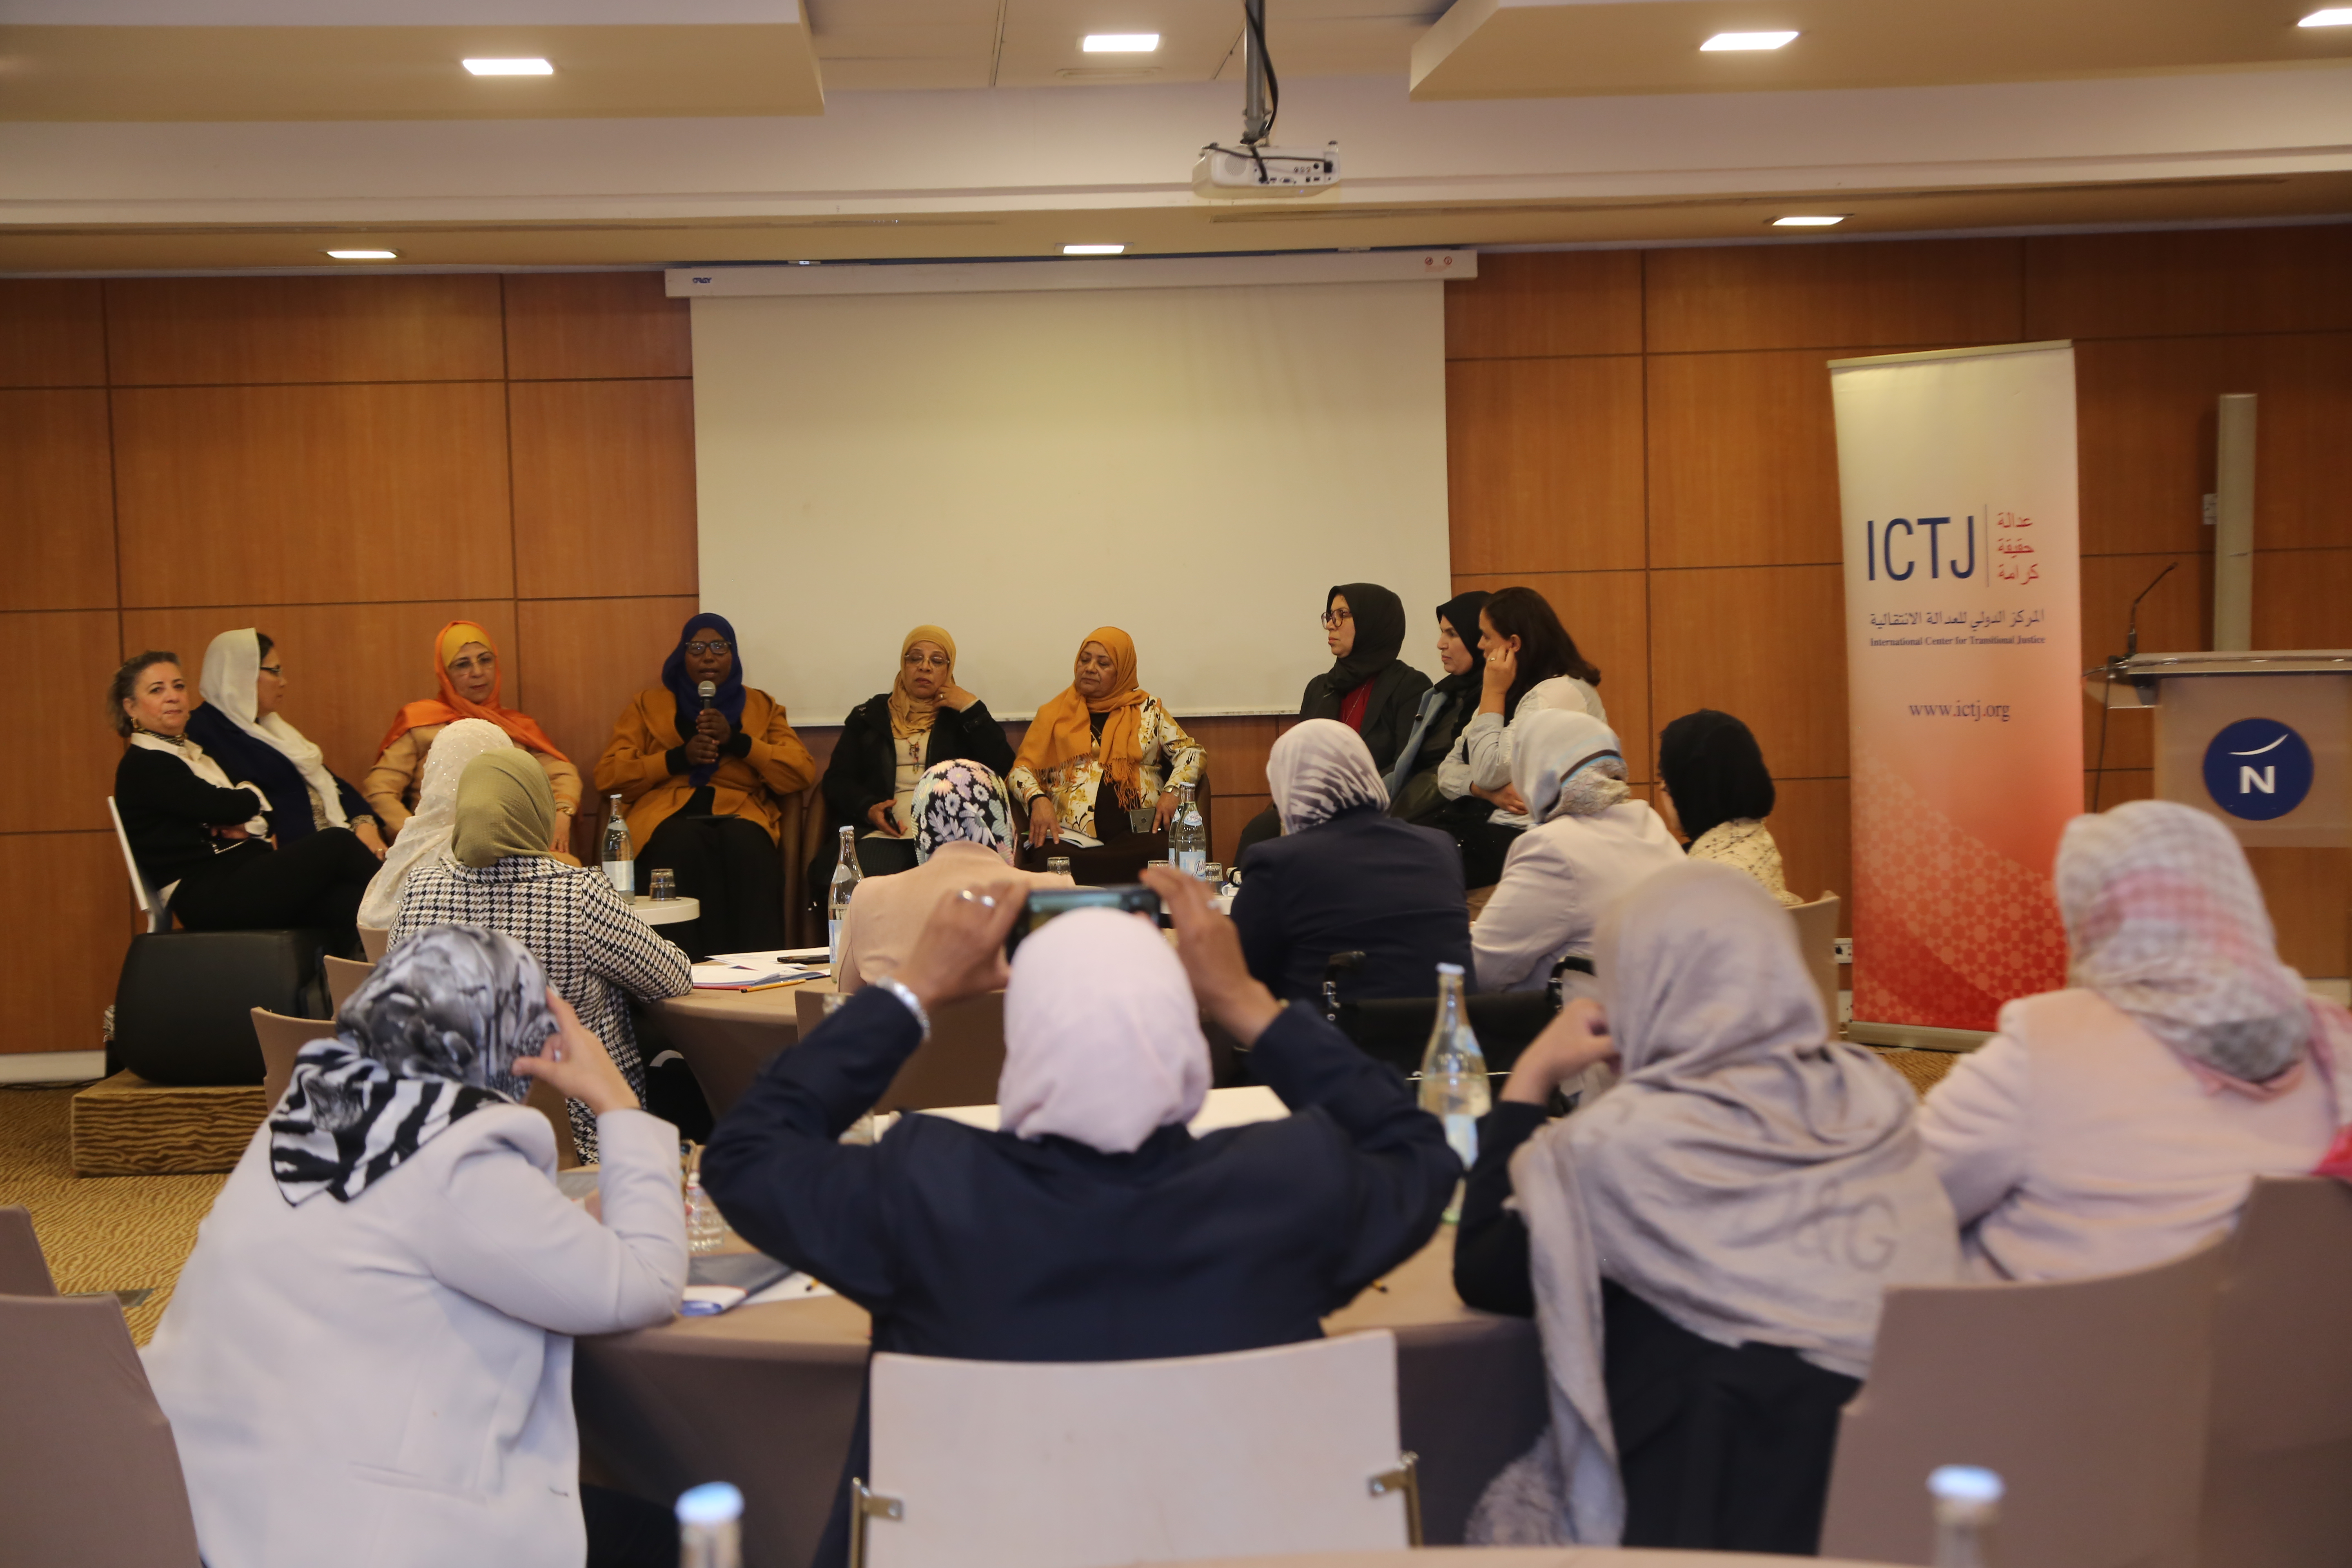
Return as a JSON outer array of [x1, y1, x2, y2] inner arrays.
[[0, 272, 699, 1058], [7, 225, 2347, 1059], [1445, 225, 2351, 974]]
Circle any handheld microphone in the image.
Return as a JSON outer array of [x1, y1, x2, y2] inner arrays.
[[697, 680, 717, 710]]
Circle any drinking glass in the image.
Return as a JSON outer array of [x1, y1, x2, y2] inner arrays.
[[649, 868, 677, 902]]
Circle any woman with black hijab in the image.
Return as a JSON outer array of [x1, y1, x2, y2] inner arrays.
[[1655, 709, 1801, 906], [1235, 584, 1432, 862], [1386, 589, 1492, 827]]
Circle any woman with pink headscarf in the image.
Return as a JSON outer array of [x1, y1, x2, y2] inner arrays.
[[1920, 800, 2352, 1281], [701, 866, 1458, 1568]]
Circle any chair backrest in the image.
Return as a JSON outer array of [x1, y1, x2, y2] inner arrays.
[[775, 782, 827, 947], [357, 925, 392, 962], [2198, 1176, 2352, 1568], [107, 795, 167, 933], [1336, 992, 1555, 1077], [0, 1294, 203, 1566], [796, 987, 1008, 1111], [1821, 1236, 2227, 1568], [0, 1206, 57, 1296], [523, 1074, 582, 1170], [247, 1007, 323, 1111], [861, 1331, 1413, 1568], [322, 955, 374, 1012], [1787, 889, 1841, 1033]]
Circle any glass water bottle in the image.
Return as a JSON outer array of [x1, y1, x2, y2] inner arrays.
[[827, 826, 862, 969], [600, 794, 634, 897], [1168, 782, 1207, 875], [1929, 1464, 2002, 1568], [1417, 962, 1490, 1223]]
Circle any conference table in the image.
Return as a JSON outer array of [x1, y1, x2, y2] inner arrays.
[[575, 1227, 1547, 1568]]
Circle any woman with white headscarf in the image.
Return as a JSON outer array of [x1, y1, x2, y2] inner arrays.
[[1921, 800, 2352, 1281], [1471, 709, 1682, 998], [143, 925, 687, 1568], [185, 628, 385, 857], [833, 759, 1070, 993], [356, 716, 514, 930], [1231, 718, 1471, 1004], [1455, 862, 1961, 1553], [701, 865, 1459, 1568]]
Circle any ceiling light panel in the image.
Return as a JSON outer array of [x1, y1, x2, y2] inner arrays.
[[1701, 31, 1798, 51], [1062, 244, 1126, 255], [462, 58, 554, 75], [1081, 34, 1160, 52], [324, 249, 401, 259], [1771, 214, 1846, 227], [2299, 7, 2352, 23]]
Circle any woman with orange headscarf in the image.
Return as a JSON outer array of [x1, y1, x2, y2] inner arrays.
[[1008, 628, 1203, 871], [364, 620, 584, 854]]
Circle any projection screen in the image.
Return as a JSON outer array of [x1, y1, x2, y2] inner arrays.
[[687, 265, 1454, 726]]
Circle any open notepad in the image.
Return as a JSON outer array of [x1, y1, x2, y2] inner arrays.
[[689, 952, 829, 990], [680, 1251, 835, 1315]]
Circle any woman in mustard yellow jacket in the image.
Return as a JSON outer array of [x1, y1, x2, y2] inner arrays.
[[595, 614, 816, 955]]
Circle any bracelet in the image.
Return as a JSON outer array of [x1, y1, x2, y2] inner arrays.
[[877, 978, 932, 1042]]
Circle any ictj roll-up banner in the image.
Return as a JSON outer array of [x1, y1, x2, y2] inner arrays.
[[1831, 341, 2084, 1038]]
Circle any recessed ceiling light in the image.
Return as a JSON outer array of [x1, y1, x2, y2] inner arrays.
[[1063, 244, 1127, 256], [1702, 30, 1799, 50], [2299, 7, 2352, 23], [462, 58, 553, 75], [1082, 33, 1160, 52], [323, 249, 401, 260], [1770, 216, 1846, 227]]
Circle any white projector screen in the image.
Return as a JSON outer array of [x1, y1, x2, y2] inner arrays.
[[690, 277, 1452, 726]]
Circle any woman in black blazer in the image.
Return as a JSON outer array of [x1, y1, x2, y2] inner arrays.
[[817, 625, 1015, 882], [1232, 719, 1472, 1004], [702, 866, 1456, 1568]]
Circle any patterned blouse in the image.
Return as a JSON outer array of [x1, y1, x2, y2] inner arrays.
[[1007, 699, 1205, 842], [387, 856, 692, 1159], [1686, 818, 1804, 907]]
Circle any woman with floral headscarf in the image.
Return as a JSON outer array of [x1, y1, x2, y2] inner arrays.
[[1920, 800, 2352, 1281], [1008, 627, 1204, 876], [364, 619, 582, 853], [832, 760, 1070, 993], [143, 925, 687, 1568], [596, 612, 818, 955]]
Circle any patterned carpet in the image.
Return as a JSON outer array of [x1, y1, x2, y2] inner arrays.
[[0, 1085, 226, 1345]]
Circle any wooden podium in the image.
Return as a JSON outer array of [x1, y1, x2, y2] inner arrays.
[[2089, 650, 2350, 975]]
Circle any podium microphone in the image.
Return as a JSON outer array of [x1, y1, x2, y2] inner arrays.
[[2092, 560, 2178, 811]]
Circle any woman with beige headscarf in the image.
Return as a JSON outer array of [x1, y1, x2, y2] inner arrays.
[[701, 865, 1458, 1568], [819, 624, 1016, 882], [389, 750, 690, 1161], [1920, 800, 2352, 1282]]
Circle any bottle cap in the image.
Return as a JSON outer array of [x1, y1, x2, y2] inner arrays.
[[1928, 1465, 2003, 1503], [676, 1481, 744, 1526], [1435, 962, 1465, 976]]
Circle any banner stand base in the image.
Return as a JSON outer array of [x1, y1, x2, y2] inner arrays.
[[1848, 1020, 1991, 1054]]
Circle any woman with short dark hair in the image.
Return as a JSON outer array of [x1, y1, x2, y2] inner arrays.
[[1656, 709, 1802, 907], [109, 650, 379, 957]]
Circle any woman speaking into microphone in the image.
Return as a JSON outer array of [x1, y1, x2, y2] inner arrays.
[[595, 613, 817, 956]]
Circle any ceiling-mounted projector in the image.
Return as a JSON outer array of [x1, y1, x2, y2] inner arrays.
[[1192, 0, 1340, 201]]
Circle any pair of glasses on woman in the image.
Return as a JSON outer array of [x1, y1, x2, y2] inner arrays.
[[1319, 609, 1353, 629], [685, 640, 731, 656]]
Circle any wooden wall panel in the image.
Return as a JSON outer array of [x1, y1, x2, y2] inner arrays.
[[510, 379, 699, 600], [1443, 252, 1643, 361], [2076, 550, 2213, 772], [1644, 239, 2023, 354], [3, 612, 140, 835], [103, 276, 505, 386], [2250, 548, 2352, 650], [0, 832, 133, 1056], [504, 272, 693, 381], [2026, 225, 2352, 341], [1645, 347, 1855, 569], [118, 601, 520, 788], [512, 595, 704, 786], [1446, 355, 1645, 575], [112, 382, 514, 608], [2246, 848, 2350, 980], [2075, 333, 2352, 557], [1, 389, 118, 611], [1452, 568, 1651, 781], [1766, 775, 1852, 929], [0, 279, 106, 387], [1649, 564, 1848, 780]]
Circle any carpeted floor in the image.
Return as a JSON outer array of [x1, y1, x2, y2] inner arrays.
[[0, 1084, 226, 1345]]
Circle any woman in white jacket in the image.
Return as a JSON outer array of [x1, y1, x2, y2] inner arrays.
[[144, 925, 688, 1568], [1472, 709, 1683, 999]]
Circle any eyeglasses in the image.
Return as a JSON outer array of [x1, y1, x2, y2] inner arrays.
[[1320, 609, 1353, 629], [685, 640, 731, 656], [256, 664, 283, 677]]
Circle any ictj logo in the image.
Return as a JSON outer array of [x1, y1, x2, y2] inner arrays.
[[2202, 719, 2314, 822]]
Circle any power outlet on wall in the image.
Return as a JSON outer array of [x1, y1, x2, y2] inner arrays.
[[1833, 938, 1853, 965]]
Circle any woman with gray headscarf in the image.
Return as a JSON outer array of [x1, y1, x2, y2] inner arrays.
[[1455, 862, 1960, 1553], [1920, 800, 2352, 1282], [1471, 709, 1683, 1000], [1231, 718, 1471, 1004], [144, 925, 687, 1568]]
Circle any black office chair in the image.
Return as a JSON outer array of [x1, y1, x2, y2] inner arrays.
[[1317, 951, 1581, 1079], [113, 930, 330, 1086]]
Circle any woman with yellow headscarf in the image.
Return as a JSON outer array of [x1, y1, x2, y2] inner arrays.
[[1009, 627, 1205, 873], [818, 624, 1017, 880], [364, 619, 584, 855]]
